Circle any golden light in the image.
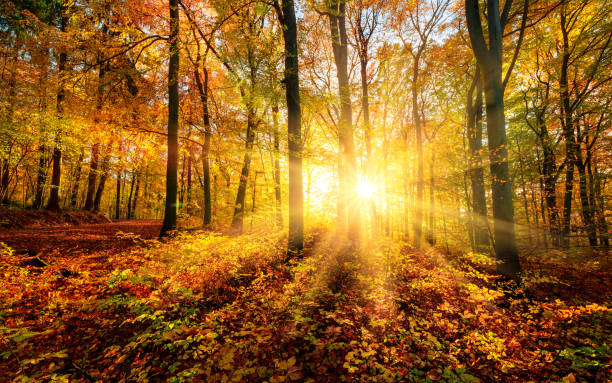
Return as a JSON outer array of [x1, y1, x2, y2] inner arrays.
[[357, 178, 375, 199]]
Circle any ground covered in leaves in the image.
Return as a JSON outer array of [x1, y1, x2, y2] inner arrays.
[[0, 220, 610, 382]]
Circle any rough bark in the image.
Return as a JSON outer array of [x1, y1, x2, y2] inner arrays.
[[161, 0, 180, 236], [465, 0, 521, 279], [193, 56, 212, 226], [47, 10, 68, 211], [329, 0, 359, 240], [281, 0, 303, 252]]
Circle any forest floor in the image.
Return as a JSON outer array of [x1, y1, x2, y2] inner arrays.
[[0, 216, 610, 382]]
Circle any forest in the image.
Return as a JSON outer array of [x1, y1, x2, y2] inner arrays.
[[0, 0, 610, 381]]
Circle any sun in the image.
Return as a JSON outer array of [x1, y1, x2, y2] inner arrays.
[[357, 179, 375, 199]]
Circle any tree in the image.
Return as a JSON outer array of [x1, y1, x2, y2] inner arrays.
[[465, 0, 523, 279], [327, 0, 360, 240], [274, 0, 304, 253], [47, 3, 69, 211], [161, 0, 180, 236], [395, 0, 448, 248]]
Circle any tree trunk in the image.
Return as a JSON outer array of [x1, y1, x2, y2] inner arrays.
[[426, 151, 435, 245], [467, 71, 489, 249], [411, 49, 424, 248], [359, 40, 376, 236], [231, 107, 256, 233], [70, 150, 84, 208], [281, 0, 303, 252], [33, 145, 47, 209], [593, 162, 609, 246], [47, 10, 68, 211], [93, 148, 110, 212], [465, 0, 521, 279], [161, 0, 180, 236], [132, 170, 141, 219], [559, 10, 575, 248], [329, 0, 359, 240], [576, 159, 597, 246], [115, 169, 121, 220], [187, 147, 192, 207], [127, 170, 136, 219], [84, 143, 100, 210], [272, 105, 283, 229], [193, 58, 212, 226]]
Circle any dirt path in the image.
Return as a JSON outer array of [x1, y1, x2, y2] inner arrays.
[[0, 220, 162, 256]]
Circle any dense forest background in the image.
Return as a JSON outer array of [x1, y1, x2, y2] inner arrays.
[[0, 0, 611, 381], [1, 0, 610, 255]]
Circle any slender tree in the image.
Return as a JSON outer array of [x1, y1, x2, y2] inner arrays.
[[161, 0, 180, 236]]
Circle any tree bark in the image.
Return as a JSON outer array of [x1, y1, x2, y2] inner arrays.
[[33, 145, 47, 209], [193, 56, 212, 226], [465, 0, 521, 279], [70, 150, 84, 207], [329, 0, 359, 240], [281, 0, 304, 252], [231, 106, 256, 233], [161, 0, 180, 236], [84, 143, 100, 210], [93, 148, 110, 212], [467, 70, 489, 248], [272, 105, 283, 229], [47, 9, 68, 211], [115, 169, 121, 220]]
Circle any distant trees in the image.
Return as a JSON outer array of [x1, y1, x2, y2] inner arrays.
[[0, 0, 610, 259]]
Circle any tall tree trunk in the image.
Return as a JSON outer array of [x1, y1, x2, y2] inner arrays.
[[427, 151, 435, 245], [193, 57, 212, 226], [70, 149, 84, 207], [593, 162, 609, 246], [127, 170, 136, 219], [281, 0, 303, 252], [329, 0, 359, 240], [47, 10, 68, 211], [411, 49, 424, 248], [541, 137, 560, 246], [559, 9, 575, 248], [84, 143, 100, 210], [33, 145, 47, 209], [33, 49, 49, 209], [93, 148, 110, 212], [179, 152, 185, 208], [131, 170, 141, 219], [359, 38, 376, 235], [272, 105, 283, 229], [515, 137, 532, 246], [161, 0, 180, 236], [115, 169, 121, 220], [231, 107, 256, 233], [465, 0, 521, 279], [187, 147, 192, 207], [467, 71, 489, 248], [576, 159, 597, 246]]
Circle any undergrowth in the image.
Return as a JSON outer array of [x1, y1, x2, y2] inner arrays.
[[0, 228, 610, 382]]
